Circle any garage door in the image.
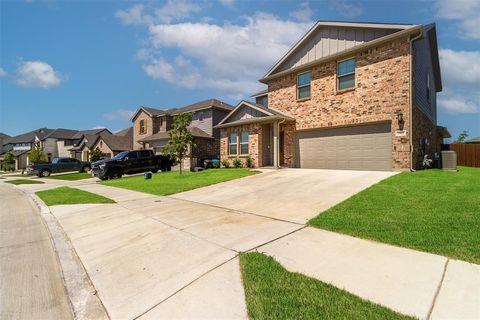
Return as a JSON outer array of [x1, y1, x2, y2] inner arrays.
[[295, 123, 392, 170]]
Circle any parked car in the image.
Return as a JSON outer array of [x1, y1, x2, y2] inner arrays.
[[28, 157, 91, 177], [91, 150, 173, 180]]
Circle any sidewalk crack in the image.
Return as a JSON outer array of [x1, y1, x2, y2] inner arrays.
[[427, 258, 449, 319]]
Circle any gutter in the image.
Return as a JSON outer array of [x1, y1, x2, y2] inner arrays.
[[260, 25, 422, 83], [409, 29, 423, 172]]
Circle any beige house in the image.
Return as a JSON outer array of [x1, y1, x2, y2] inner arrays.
[[218, 21, 450, 170], [70, 128, 132, 161], [132, 99, 233, 169]]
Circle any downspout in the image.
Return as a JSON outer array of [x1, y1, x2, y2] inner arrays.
[[409, 29, 423, 172], [276, 118, 286, 168]]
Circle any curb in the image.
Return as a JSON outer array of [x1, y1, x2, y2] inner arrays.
[[22, 188, 110, 320]]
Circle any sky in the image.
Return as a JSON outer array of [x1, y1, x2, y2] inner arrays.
[[0, 0, 479, 142]]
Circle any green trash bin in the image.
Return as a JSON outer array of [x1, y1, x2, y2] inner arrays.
[[144, 172, 153, 180]]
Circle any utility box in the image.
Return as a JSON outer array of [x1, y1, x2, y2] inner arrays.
[[441, 150, 457, 170], [144, 171, 153, 180]]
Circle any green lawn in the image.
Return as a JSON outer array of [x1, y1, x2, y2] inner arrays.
[[47, 172, 93, 181], [102, 168, 257, 196], [36, 186, 115, 206], [309, 166, 480, 264], [5, 179, 44, 185], [240, 252, 413, 320]]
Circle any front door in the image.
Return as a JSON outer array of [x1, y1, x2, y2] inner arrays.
[[262, 124, 272, 166]]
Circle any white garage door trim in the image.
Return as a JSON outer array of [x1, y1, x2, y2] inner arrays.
[[295, 122, 392, 171]]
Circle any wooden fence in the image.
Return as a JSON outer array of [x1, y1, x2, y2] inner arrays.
[[441, 144, 480, 167]]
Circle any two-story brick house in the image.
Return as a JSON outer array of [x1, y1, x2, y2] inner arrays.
[[218, 21, 450, 170], [131, 99, 234, 168]]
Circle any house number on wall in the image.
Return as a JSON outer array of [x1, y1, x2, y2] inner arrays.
[[395, 130, 407, 137]]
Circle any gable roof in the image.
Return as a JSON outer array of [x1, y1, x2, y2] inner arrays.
[[216, 100, 294, 128], [99, 127, 133, 151], [7, 128, 55, 144], [466, 136, 480, 143], [0, 133, 11, 140], [251, 89, 268, 98], [170, 99, 234, 115], [261, 21, 421, 82], [71, 128, 112, 140], [131, 99, 234, 122]]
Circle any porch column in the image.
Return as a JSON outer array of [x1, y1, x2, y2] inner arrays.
[[273, 121, 279, 168]]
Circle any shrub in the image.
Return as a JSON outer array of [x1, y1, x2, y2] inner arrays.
[[221, 159, 230, 168], [245, 155, 254, 168], [28, 143, 47, 164], [232, 158, 242, 168]]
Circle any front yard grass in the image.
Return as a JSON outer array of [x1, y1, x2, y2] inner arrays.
[[102, 168, 257, 196], [36, 186, 115, 206], [240, 252, 413, 320], [5, 179, 44, 185], [309, 166, 480, 264], [47, 172, 93, 181]]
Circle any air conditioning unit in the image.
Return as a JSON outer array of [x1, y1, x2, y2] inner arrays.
[[441, 150, 457, 170]]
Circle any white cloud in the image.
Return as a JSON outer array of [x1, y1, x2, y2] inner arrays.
[[290, 2, 313, 22], [0, 67, 7, 77], [141, 13, 312, 96], [103, 109, 135, 121], [438, 49, 480, 114], [435, 0, 480, 39], [219, 0, 235, 7], [439, 49, 480, 85], [115, 4, 152, 26], [115, 1, 200, 26], [331, 0, 363, 18], [438, 96, 478, 114], [16, 61, 63, 88]]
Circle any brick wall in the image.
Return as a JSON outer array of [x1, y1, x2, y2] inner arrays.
[[412, 106, 440, 169], [220, 124, 262, 167], [281, 122, 295, 167], [268, 38, 412, 169]]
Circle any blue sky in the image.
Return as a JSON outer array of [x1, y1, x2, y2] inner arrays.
[[0, 0, 479, 142]]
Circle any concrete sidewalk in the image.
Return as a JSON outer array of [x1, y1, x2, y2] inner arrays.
[[45, 183, 300, 319], [258, 227, 480, 320]]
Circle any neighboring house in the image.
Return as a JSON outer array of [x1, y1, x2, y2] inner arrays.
[[69, 128, 132, 160], [465, 136, 480, 144], [132, 99, 234, 168], [69, 129, 113, 160], [0, 127, 112, 169], [0, 133, 12, 170], [218, 21, 449, 170]]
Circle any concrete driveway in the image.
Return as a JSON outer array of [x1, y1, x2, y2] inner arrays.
[[172, 168, 397, 223]]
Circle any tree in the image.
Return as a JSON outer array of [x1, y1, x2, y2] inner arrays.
[[28, 143, 47, 164], [163, 112, 195, 175], [3, 151, 15, 171], [454, 130, 469, 144], [89, 147, 106, 162]]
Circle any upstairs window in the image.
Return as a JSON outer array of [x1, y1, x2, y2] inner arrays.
[[229, 132, 238, 155], [426, 72, 431, 104], [256, 95, 268, 107], [240, 131, 249, 155], [139, 119, 146, 134], [338, 58, 355, 90], [198, 111, 204, 121], [297, 71, 311, 99]]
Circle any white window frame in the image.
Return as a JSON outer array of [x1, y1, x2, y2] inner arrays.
[[240, 131, 249, 155], [337, 57, 356, 90], [297, 71, 311, 100], [228, 132, 238, 155]]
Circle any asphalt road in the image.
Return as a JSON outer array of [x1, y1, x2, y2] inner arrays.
[[0, 184, 73, 320]]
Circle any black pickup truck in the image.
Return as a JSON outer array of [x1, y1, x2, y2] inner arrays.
[[91, 150, 173, 180], [27, 158, 91, 177]]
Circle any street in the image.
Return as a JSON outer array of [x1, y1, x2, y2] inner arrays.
[[0, 184, 73, 320]]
